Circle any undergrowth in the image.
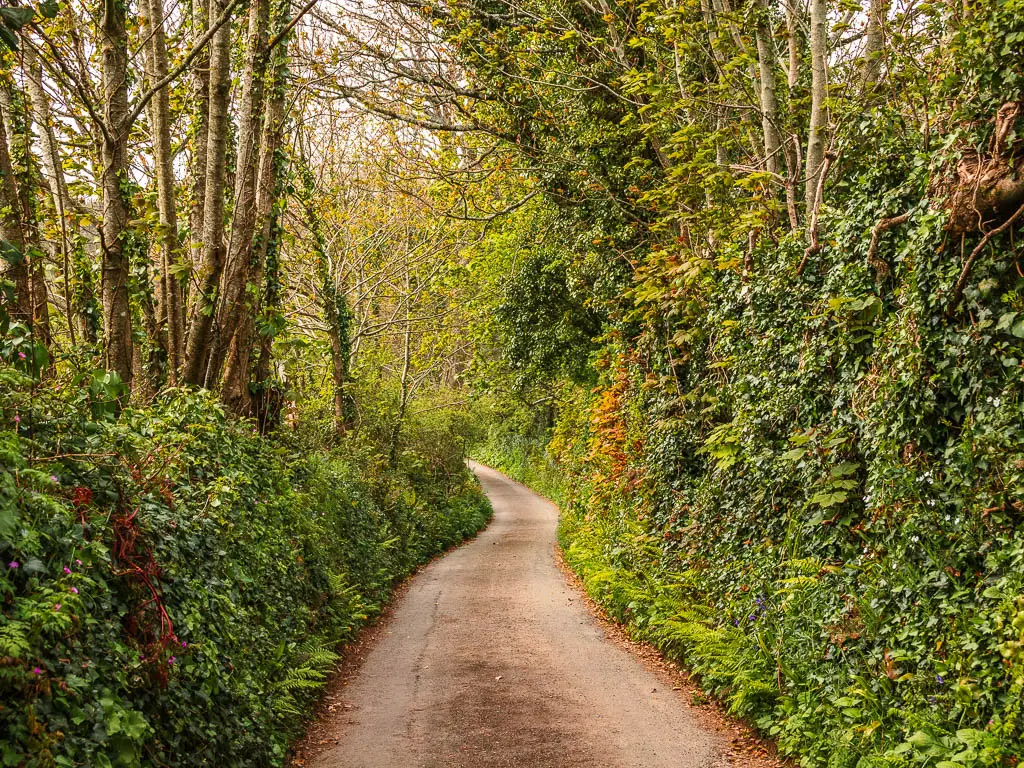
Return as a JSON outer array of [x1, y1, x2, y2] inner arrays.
[[0, 365, 490, 767], [481, 428, 1024, 767]]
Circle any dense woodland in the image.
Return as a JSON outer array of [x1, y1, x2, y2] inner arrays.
[[2, 0, 1024, 765]]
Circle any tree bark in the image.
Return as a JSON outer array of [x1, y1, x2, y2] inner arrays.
[[220, 28, 288, 414], [141, 0, 185, 382], [99, 0, 134, 390], [188, 0, 210, 311], [861, 0, 889, 90], [754, 0, 783, 177], [804, 0, 828, 216], [210, 0, 272, 393], [0, 81, 50, 347], [24, 47, 95, 344], [0, 107, 30, 325], [183, 0, 233, 386], [786, 0, 802, 90]]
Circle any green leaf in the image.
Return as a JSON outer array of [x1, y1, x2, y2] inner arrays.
[[0, 7, 34, 29], [997, 311, 1018, 330], [810, 491, 848, 508], [0, 240, 23, 265], [907, 730, 933, 748]]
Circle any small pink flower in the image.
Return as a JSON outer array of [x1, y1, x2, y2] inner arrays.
[[63, 566, 71, 574], [70, 587, 79, 595], [53, 603, 61, 611], [33, 667, 42, 675]]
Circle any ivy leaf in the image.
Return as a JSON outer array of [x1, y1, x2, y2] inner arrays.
[[0, 7, 34, 29], [810, 491, 848, 508], [0, 239, 23, 265]]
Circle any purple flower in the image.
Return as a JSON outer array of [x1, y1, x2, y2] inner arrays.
[[63, 566, 71, 574], [32, 667, 42, 675], [70, 587, 78, 595], [8, 561, 18, 569]]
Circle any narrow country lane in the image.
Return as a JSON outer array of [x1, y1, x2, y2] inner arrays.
[[309, 462, 729, 768]]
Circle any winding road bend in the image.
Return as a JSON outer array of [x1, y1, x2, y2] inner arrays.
[[310, 461, 729, 767]]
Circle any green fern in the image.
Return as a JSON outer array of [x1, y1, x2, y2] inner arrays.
[[270, 639, 340, 719]]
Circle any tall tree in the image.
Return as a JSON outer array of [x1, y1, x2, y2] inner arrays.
[[99, 0, 134, 388], [141, 0, 185, 381], [183, 0, 234, 385]]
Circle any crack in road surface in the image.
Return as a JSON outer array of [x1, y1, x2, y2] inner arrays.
[[310, 461, 729, 767]]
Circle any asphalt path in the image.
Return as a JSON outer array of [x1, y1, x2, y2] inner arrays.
[[311, 461, 726, 767]]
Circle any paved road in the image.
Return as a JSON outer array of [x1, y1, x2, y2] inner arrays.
[[311, 461, 725, 767]]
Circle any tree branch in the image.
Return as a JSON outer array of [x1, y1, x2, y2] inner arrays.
[[947, 199, 1024, 313], [127, 0, 246, 129], [867, 210, 913, 279]]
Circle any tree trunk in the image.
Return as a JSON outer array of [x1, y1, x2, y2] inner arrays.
[[786, 0, 802, 90], [0, 82, 50, 347], [754, 0, 783, 177], [220, 27, 288, 414], [188, 0, 210, 311], [861, 0, 889, 90], [183, 0, 233, 386], [25, 47, 95, 345], [141, 0, 185, 383], [804, 0, 828, 216], [100, 0, 134, 390], [388, 277, 413, 468], [211, 0, 272, 393], [0, 107, 30, 325]]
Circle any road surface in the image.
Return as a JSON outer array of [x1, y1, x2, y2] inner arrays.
[[310, 461, 728, 767]]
